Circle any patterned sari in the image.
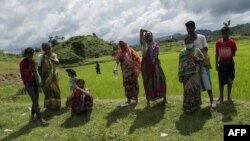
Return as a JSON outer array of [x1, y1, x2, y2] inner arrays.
[[141, 41, 166, 101], [178, 48, 204, 113], [70, 88, 93, 113], [115, 46, 141, 101], [40, 53, 61, 109]]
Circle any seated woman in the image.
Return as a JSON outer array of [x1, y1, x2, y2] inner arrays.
[[68, 79, 93, 114], [178, 36, 204, 113]]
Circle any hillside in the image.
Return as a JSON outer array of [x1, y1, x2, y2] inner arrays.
[[157, 23, 250, 42], [51, 35, 115, 64]]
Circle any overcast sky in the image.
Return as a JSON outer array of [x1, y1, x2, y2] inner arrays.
[[1, 0, 250, 53]]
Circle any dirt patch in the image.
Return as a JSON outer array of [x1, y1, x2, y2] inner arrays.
[[0, 73, 22, 84]]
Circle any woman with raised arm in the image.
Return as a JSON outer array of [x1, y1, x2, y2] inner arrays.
[[140, 29, 167, 106]]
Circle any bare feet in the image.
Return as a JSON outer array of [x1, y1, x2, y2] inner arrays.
[[227, 98, 233, 104], [147, 100, 150, 107], [211, 101, 216, 108], [217, 97, 224, 104], [29, 114, 36, 122], [40, 118, 49, 126]]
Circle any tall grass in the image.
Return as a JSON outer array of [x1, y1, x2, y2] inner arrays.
[[58, 39, 250, 101], [1, 39, 249, 103]]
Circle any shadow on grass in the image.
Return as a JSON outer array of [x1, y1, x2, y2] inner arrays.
[[0, 124, 4, 128], [129, 102, 166, 134], [175, 106, 212, 136], [106, 104, 136, 128], [60, 112, 91, 128], [42, 107, 68, 121], [0, 107, 68, 141], [216, 102, 237, 123], [0, 122, 39, 141]]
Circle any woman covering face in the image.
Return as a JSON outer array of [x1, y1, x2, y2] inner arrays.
[[178, 36, 204, 113]]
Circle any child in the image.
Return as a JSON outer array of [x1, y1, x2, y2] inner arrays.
[[70, 79, 93, 114], [216, 25, 237, 103], [65, 69, 77, 109], [95, 61, 101, 74]]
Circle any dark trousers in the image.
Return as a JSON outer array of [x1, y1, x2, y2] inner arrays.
[[25, 82, 41, 118], [96, 69, 101, 74], [218, 59, 235, 85]]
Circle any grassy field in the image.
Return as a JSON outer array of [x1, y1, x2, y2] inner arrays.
[[0, 38, 250, 141]]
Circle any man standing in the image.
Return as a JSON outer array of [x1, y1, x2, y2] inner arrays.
[[216, 25, 237, 103], [20, 47, 48, 125], [185, 21, 216, 108], [95, 61, 101, 74]]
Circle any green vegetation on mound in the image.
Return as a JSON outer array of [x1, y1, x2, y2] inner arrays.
[[52, 35, 115, 64]]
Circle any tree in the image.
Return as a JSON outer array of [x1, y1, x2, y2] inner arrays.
[[93, 33, 97, 38], [34, 48, 41, 52], [72, 42, 86, 58]]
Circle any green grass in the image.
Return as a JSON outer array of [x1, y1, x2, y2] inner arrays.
[[0, 38, 250, 140], [1, 97, 250, 141]]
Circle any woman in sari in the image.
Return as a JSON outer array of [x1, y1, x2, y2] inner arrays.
[[70, 79, 93, 114], [140, 29, 167, 106], [114, 40, 141, 106], [178, 37, 204, 113], [37, 43, 61, 110]]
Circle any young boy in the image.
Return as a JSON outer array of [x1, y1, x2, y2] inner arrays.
[[65, 69, 77, 109], [20, 47, 48, 125], [185, 21, 216, 108], [216, 26, 237, 103]]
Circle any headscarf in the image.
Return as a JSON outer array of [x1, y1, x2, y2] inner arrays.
[[114, 40, 141, 75]]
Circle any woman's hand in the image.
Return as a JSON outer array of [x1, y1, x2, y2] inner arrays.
[[188, 52, 195, 59]]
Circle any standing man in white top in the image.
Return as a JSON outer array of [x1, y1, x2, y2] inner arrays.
[[185, 21, 216, 108]]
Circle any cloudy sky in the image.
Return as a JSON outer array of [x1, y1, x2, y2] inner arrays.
[[1, 0, 250, 53]]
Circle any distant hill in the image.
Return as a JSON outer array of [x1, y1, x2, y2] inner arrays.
[[51, 35, 115, 64], [156, 23, 250, 42], [43, 23, 250, 64]]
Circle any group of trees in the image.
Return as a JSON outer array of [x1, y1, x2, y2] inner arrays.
[[49, 35, 65, 46]]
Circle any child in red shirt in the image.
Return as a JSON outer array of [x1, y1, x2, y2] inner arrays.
[[215, 26, 237, 103], [20, 47, 48, 125]]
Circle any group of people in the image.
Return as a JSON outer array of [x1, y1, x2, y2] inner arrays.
[[20, 20, 237, 125], [114, 29, 167, 107], [178, 21, 237, 113], [115, 21, 237, 114], [20, 43, 93, 125]]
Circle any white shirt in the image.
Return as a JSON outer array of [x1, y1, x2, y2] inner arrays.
[[37, 54, 43, 67], [193, 34, 208, 49]]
